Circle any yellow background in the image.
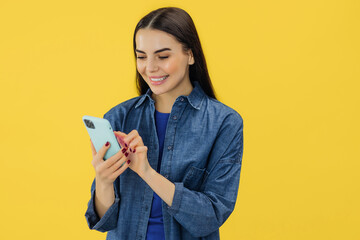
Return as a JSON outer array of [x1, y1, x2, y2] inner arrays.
[[1, 0, 359, 239]]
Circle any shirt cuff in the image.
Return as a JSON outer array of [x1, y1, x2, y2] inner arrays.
[[166, 182, 184, 216], [85, 187, 120, 232]]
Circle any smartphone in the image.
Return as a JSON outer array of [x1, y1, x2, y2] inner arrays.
[[82, 115, 121, 160]]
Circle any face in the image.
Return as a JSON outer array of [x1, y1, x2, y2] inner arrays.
[[135, 28, 194, 97]]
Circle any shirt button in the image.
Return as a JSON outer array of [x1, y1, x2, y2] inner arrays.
[[164, 175, 169, 179], [173, 115, 177, 120], [145, 206, 149, 211], [180, 97, 184, 101], [167, 145, 173, 150]]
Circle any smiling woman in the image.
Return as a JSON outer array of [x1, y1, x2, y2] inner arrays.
[[84, 7, 244, 240], [135, 28, 195, 112]]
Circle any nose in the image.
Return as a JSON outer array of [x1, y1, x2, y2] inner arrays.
[[147, 58, 158, 72]]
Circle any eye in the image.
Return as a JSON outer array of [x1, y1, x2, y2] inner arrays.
[[136, 56, 146, 59], [159, 56, 169, 59]]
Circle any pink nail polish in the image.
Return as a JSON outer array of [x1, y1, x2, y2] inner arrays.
[[127, 160, 131, 164], [133, 149, 136, 153], [122, 148, 127, 153], [125, 152, 129, 157]]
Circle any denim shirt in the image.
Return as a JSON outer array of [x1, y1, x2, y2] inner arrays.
[[85, 81, 244, 240]]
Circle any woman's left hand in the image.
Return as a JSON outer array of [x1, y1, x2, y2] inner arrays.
[[114, 130, 151, 177]]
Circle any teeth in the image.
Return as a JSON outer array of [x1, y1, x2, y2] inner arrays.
[[151, 76, 168, 82]]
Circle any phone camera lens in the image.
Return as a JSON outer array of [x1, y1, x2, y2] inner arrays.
[[84, 119, 95, 129]]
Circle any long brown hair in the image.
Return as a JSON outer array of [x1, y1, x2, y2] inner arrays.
[[133, 7, 217, 100]]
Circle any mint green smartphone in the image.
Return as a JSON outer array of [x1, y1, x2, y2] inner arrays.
[[82, 115, 121, 160]]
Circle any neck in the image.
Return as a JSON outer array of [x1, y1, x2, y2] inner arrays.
[[152, 80, 193, 113]]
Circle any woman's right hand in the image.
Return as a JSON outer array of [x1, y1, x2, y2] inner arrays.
[[90, 139, 130, 186]]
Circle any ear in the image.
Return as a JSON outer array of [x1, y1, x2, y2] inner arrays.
[[187, 49, 195, 65]]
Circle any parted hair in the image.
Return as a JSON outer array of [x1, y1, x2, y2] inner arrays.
[[133, 7, 217, 100]]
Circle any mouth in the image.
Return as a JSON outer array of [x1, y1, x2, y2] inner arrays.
[[149, 75, 169, 85], [149, 75, 169, 82]]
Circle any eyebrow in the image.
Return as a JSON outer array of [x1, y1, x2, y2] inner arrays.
[[135, 48, 172, 54]]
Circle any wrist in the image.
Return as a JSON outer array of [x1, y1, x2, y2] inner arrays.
[[139, 165, 156, 181], [96, 179, 113, 191]]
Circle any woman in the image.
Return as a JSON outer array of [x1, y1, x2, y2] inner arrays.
[[85, 7, 244, 240]]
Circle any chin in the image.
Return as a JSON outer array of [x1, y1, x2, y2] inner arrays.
[[146, 81, 169, 95], [150, 88, 167, 96]]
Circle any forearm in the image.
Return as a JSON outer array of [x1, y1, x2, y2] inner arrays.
[[140, 168, 175, 207], [94, 180, 115, 218]]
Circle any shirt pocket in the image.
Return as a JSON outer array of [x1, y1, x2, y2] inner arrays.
[[183, 166, 209, 191]]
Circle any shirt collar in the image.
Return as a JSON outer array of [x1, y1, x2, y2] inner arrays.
[[135, 81, 206, 110], [134, 87, 154, 108], [185, 81, 206, 110]]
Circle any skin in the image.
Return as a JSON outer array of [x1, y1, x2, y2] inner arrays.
[[90, 138, 130, 218], [91, 28, 195, 218], [135, 28, 194, 113]]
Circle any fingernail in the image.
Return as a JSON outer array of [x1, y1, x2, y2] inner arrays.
[[133, 148, 136, 153], [129, 148, 133, 152], [125, 152, 129, 157], [105, 141, 109, 147], [127, 160, 131, 164], [122, 148, 127, 153], [125, 143, 128, 147]]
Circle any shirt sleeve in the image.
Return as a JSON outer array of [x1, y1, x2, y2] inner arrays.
[[84, 177, 121, 232], [166, 113, 244, 237], [84, 112, 123, 232]]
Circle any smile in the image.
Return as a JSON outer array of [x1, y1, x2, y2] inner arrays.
[[150, 75, 169, 82]]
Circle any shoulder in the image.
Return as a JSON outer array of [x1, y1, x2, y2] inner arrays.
[[205, 97, 243, 129], [102, 95, 144, 130], [104, 95, 142, 118]]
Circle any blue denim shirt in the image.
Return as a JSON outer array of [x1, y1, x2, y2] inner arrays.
[[85, 81, 244, 240]]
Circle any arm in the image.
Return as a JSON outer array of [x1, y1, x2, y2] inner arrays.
[[166, 118, 244, 237], [120, 130, 175, 207], [140, 168, 175, 207], [94, 179, 115, 218], [85, 177, 121, 232], [85, 135, 130, 232], [123, 114, 244, 237]]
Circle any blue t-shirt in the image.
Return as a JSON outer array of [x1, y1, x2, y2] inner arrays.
[[146, 109, 170, 240]]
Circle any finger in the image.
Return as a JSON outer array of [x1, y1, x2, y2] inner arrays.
[[116, 136, 126, 148], [109, 154, 128, 172], [128, 137, 142, 152], [90, 139, 97, 157], [114, 131, 127, 137], [103, 148, 126, 168], [123, 130, 143, 147], [114, 131, 127, 148], [110, 158, 130, 180], [96, 141, 111, 162], [133, 146, 148, 153]]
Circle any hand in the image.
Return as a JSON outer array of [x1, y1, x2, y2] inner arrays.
[[114, 130, 151, 178], [90, 139, 130, 186]]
